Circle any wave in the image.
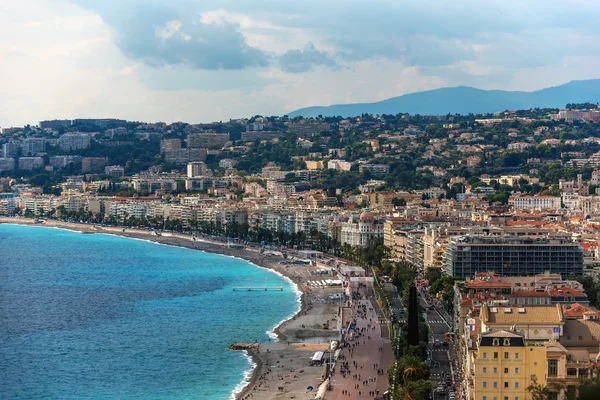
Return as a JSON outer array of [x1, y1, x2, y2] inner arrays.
[[228, 351, 256, 400]]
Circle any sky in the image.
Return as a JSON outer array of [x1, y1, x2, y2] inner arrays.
[[1, 0, 600, 126]]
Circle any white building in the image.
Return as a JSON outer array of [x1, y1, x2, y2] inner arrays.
[[327, 159, 353, 172], [509, 195, 561, 210], [187, 161, 209, 178], [340, 208, 384, 247]]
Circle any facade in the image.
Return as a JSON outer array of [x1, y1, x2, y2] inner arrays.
[[443, 236, 584, 278], [359, 164, 390, 176], [2, 141, 21, 158], [39, 119, 71, 130], [509, 195, 561, 210], [473, 330, 546, 400], [340, 208, 384, 247], [105, 165, 125, 178], [160, 139, 182, 153], [164, 148, 207, 164], [0, 158, 15, 171], [187, 161, 209, 178], [49, 155, 82, 169], [187, 132, 229, 148], [82, 157, 108, 173], [327, 159, 353, 172], [58, 132, 91, 151], [18, 157, 44, 170], [21, 138, 46, 155]]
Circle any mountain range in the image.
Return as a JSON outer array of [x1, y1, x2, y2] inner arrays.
[[287, 79, 600, 118]]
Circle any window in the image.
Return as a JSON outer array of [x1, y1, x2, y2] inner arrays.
[[493, 338, 499, 346], [483, 382, 487, 388], [493, 382, 498, 389], [567, 368, 577, 376], [548, 359, 558, 376], [579, 368, 589, 377], [494, 367, 498, 373], [515, 352, 519, 359], [483, 367, 487, 373], [579, 335, 583, 340], [504, 368, 509, 374], [504, 352, 509, 359], [494, 352, 499, 359], [515, 382, 519, 389], [531, 374, 536, 381], [483, 352, 487, 359], [504, 382, 509, 388], [483, 397, 487, 400], [515, 368, 519, 374], [504, 397, 508, 400]]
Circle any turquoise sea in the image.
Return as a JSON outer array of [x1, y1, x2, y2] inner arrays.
[[0, 224, 299, 399]]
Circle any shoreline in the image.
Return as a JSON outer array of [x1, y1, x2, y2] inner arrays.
[[0, 218, 335, 400]]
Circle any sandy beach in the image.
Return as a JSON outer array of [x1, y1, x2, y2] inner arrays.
[[0, 217, 350, 399]]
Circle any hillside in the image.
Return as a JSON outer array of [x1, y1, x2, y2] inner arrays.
[[287, 80, 600, 118]]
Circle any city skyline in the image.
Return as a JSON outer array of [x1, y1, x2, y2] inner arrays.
[[2, 0, 600, 126]]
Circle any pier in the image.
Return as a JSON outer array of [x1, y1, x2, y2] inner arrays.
[[232, 286, 283, 291]]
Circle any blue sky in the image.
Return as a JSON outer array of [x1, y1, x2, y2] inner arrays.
[[1, 0, 599, 126]]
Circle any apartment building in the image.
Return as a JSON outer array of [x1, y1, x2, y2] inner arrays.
[[164, 148, 207, 164], [160, 139, 182, 153], [21, 137, 46, 155], [187, 161, 209, 178], [0, 158, 15, 171], [82, 157, 108, 173], [187, 132, 229, 148], [18, 157, 44, 170], [58, 132, 91, 151], [359, 163, 390, 176], [472, 330, 546, 400]]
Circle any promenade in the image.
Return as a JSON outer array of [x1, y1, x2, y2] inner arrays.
[[326, 285, 394, 399]]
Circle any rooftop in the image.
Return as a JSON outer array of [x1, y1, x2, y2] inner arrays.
[[481, 304, 563, 325]]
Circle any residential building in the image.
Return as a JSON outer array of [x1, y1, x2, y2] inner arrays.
[[164, 148, 207, 164], [187, 161, 209, 178], [49, 155, 82, 169], [160, 139, 182, 153], [327, 159, 353, 172], [105, 165, 125, 178], [18, 157, 44, 170], [58, 132, 91, 151], [21, 137, 46, 155], [359, 164, 390, 176], [2, 141, 21, 158], [0, 158, 15, 171], [187, 132, 229, 148], [82, 157, 108, 173], [39, 119, 71, 130]]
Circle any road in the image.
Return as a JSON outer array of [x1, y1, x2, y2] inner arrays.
[[418, 287, 456, 400]]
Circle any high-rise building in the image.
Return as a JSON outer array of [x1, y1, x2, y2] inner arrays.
[[160, 139, 182, 154], [2, 141, 21, 158], [187, 161, 209, 178], [39, 119, 71, 130], [49, 155, 82, 169], [187, 132, 229, 148], [82, 157, 108, 173], [21, 137, 46, 156], [18, 157, 44, 170], [0, 158, 15, 171], [58, 132, 91, 151], [164, 148, 207, 164], [443, 236, 584, 278], [105, 165, 125, 178]]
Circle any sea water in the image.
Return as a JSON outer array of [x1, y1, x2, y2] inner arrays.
[[0, 224, 299, 399]]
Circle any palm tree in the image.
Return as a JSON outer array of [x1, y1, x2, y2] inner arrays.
[[397, 355, 429, 382], [394, 380, 431, 400]]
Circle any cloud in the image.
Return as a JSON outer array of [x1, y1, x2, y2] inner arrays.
[[278, 42, 336, 73], [72, 1, 270, 70]]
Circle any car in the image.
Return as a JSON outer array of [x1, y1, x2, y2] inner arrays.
[[434, 339, 441, 347]]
